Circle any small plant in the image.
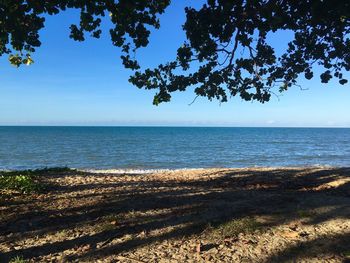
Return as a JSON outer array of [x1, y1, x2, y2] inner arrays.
[[0, 172, 43, 194], [344, 250, 350, 258], [211, 217, 262, 238], [0, 167, 72, 193], [9, 255, 27, 263], [55, 229, 68, 239]]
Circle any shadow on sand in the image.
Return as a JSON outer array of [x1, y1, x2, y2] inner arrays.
[[0, 167, 349, 262]]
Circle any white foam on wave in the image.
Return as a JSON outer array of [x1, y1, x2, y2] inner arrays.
[[79, 168, 207, 174], [78, 164, 337, 174]]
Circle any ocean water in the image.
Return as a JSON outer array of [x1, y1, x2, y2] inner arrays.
[[0, 126, 349, 171]]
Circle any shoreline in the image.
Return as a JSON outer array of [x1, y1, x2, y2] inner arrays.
[[79, 164, 338, 174], [0, 164, 339, 174], [1, 167, 349, 262]]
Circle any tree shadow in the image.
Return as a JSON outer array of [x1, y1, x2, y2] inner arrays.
[[0, 167, 349, 262], [265, 232, 350, 262]]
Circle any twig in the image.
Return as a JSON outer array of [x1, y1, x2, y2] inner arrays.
[[188, 95, 199, 106], [99, 237, 114, 248]]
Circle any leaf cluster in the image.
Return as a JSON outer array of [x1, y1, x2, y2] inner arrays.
[[0, 0, 170, 68], [130, 1, 350, 104], [1, 1, 349, 104]]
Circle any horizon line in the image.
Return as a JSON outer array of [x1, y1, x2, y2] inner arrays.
[[0, 125, 349, 129]]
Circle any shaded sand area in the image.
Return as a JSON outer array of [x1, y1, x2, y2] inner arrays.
[[1, 167, 350, 262]]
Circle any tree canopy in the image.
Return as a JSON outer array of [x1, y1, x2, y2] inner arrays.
[[1, 0, 349, 105]]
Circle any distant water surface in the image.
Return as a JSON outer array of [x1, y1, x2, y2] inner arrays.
[[0, 127, 349, 170]]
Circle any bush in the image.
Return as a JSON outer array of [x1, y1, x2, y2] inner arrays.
[[0, 171, 42, 194]]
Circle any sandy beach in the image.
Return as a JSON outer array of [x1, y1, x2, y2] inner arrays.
[[1, 167, 349, 262]]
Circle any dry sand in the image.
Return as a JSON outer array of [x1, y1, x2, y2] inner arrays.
[[0, 167, 349, 262]]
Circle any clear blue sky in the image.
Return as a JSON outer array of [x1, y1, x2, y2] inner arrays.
[[1, 1, 349, 127]]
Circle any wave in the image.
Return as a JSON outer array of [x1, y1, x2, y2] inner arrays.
[[79, 164, 337, 174], [79, 168, 208, 174]]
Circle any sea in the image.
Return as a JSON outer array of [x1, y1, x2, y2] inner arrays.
[[0, 126, 349, 171]]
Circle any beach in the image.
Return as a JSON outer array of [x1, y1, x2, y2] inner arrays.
[[2, 1, 350, 262], [1, 167, 349, 262]]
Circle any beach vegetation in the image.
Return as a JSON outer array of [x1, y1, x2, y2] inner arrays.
[[344, 250, 350, 259], [0, 172, 42, 194], [0, 167, 71, 194], [207, 217, 262, 239], [54, 229, 69, 239], [9, 256, 27, 263]]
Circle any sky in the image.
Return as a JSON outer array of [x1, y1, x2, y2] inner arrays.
[[0, 1, 349, 127]]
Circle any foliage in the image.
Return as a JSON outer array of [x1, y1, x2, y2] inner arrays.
[[131, 1, 350, 104], [8, 256, 27, 263], [213, 217, 261, 237], [344, 250, 350, 258], [0, 0, 170, 68], [1, 1, 349, 104], [0, 167, 74, 193], [0, 171, 42, 193]]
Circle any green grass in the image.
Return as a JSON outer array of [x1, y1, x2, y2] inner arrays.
[[54, 229, 69, 239], [209, 217, 262, 239], [9, 256, 27, 263], [344, 250, 350, 258]]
